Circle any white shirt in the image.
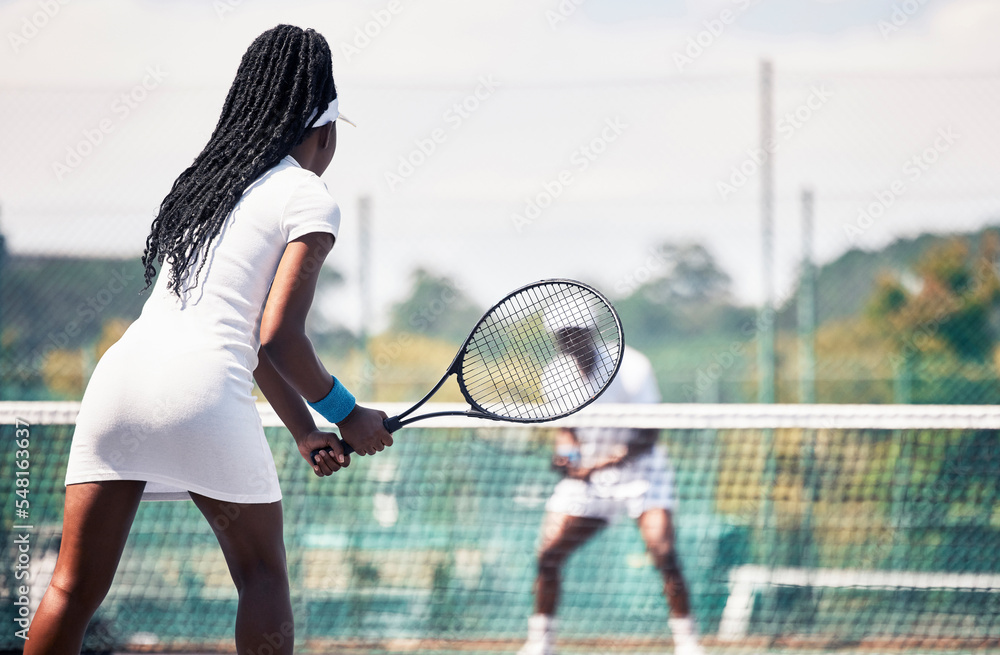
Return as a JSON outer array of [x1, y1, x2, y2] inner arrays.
[[575, 346, 661, 467]]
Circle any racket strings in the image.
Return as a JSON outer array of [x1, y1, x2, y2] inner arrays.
[[463, 286, 551, 412], [460, 282, 622, 421], [464, 289, 546, 405]]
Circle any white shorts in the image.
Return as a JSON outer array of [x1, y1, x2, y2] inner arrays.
[[545, 447, 675, 522]]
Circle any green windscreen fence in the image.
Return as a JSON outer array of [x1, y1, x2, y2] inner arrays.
[[2, 403, 999, 652]]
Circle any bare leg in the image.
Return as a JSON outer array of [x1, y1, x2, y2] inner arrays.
[[190, 493, 293, 655], [638, 509, 704, 654], [534, 513, 606, 615], [25, 480, 146, 655], [519, 513, 606, 655], [637, 508, 691, 617]]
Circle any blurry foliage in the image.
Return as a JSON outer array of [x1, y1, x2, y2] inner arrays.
[[616, 244, 752, 349], [387, 268, 483, 344], [857, 233, 1000, 403], [97, 318, 131, 360], [788, 229, 1000, 326], [808, 318, 895, 404], [614, 244, 757, 401], [5, 228, 1000, 405], [360, 332, 466, 403], [42, 348, 84, 397], [713, 425, 1000, 572], [4, 228, 1000, 631], [706, 233, 1000, 577], [638, 243, 732, 304], [0, 256, 146, 398], [867, 235, 1000, 363]]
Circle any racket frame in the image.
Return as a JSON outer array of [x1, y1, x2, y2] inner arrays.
[[313, 278, 623, 460], [385, 278, 625, 431]]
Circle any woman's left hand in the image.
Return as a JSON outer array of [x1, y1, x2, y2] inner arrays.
[[297, 429, 351, 476]]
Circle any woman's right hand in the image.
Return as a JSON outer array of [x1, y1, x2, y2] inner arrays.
[[337, 405, 394, 456]]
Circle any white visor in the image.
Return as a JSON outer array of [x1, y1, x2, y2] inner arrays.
[[307, 97, 355, 128]]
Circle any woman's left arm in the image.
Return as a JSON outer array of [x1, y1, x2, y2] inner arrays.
[[259, 233, 337, 399], [253, 346, 348, 475], [257, 231, 392, 472], [254, 232, 348, 475]]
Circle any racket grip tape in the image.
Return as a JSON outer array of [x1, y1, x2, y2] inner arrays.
[[308, 416, 402, 464], [310, 439, 354, 465]]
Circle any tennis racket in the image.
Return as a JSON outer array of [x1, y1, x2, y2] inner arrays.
[[313, 279, 624, 459]]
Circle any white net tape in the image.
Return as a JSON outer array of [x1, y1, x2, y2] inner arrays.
[[6, 401, 1000, 429]]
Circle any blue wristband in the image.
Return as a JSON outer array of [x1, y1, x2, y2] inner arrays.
[[308, 376, 357, 424]]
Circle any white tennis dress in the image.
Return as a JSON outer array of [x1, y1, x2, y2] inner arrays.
[[65, 156, 340, 503]]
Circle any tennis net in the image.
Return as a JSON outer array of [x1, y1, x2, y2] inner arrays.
[[2, 402, 999, 653]]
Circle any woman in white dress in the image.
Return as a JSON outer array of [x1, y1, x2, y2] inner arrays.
[[25, 25, 392, 654]]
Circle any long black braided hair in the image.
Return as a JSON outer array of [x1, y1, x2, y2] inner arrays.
[[142, 25, 336, 295]]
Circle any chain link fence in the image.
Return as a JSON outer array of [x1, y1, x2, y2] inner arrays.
[[2, 71, 1000, 402]]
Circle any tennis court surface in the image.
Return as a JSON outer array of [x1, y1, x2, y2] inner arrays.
[[2, 402, 999, 653]]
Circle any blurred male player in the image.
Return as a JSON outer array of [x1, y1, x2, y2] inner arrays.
[[519, 309, 704, 655]]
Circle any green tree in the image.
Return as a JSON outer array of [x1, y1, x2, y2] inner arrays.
[[388, 269, 483, 344], [865, 233, 1000, 403], [616, 243, 750, 348], [1, 256, 146, 399], [867, 235, 1000, 364], [641, 243, 732, 304]]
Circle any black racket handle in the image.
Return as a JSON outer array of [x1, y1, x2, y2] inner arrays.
[[309, 415, 403, 464]]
